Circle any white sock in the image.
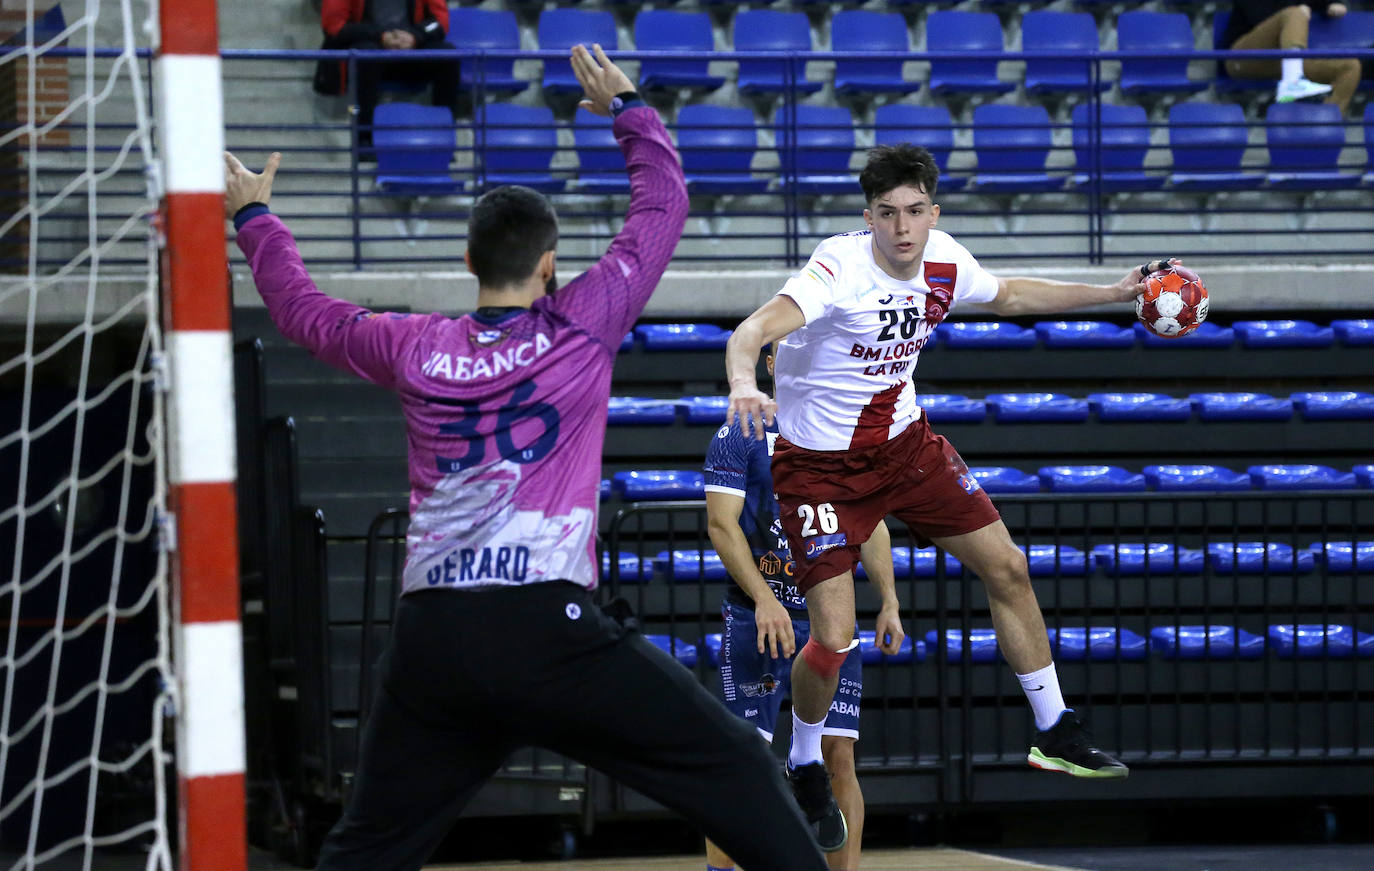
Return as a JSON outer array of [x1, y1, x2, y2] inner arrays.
[[1281, 57, 1303, 85], [788, 709, 826, 769], [1017, 662, 1068, 731]]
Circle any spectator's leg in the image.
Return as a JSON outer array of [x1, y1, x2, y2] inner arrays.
[[1307, 57, 1362, 113], [426, 40, 461, 119], [351, 40, 384, 147], [1225, 7, 1306, 80]]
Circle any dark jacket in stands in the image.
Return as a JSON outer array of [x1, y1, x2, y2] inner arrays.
[[314, 0, 451, 96], [1221, 1, 1336, 48]]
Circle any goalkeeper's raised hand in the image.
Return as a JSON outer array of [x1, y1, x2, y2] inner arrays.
[[223, 150, 281, 218], [570, 43, 634, 117]]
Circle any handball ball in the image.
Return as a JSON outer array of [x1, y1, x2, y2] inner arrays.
[[1135, 266, 1208, 339]]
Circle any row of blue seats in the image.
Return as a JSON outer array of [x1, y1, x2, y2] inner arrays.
[[604, 540, 1374, 581], [605, 465, 1374, 499], [611, 392, 1374, 425], [459, 8, 1374, 98], [645, 624, 1374, 667], [619, 321, 1374, 351], [376, 100, 1374, 195]]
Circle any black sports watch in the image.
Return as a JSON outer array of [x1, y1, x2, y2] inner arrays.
[[610, 91, 643, 117]]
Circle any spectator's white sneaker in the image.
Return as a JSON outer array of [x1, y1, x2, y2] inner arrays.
[[1276, 77, 1333, 103]]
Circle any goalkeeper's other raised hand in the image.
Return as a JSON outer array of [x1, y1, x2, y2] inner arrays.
[[571, 43, 634, 117], [223, 150, 281, 218]]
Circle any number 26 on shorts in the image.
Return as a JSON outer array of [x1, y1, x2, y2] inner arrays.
[[797, 502, 839, 537]]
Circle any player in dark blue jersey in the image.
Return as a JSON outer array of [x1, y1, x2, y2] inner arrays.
[[701, 352, 905, 870]]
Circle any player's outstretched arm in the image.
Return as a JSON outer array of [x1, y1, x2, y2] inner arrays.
[[706, 491, 796, 659], [858, 521, 905, 656], [725, 296, 804, 440], [983, 258, 1183, 316]]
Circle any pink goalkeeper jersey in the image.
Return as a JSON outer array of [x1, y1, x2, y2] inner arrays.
[[773, 229, 999, 452], [236, 107, 687, 594]]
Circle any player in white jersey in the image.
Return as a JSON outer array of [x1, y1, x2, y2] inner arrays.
[[726, 144, 1166, 834]]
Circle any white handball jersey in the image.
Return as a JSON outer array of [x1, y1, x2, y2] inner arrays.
[[774, 229, 999, 452]]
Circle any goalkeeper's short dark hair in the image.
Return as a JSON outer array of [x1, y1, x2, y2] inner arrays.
[[859, 144, 940, 203], [467, 185, 560, 288]]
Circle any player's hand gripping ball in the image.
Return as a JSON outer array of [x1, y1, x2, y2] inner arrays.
[[1136, 265, 1208, 338]]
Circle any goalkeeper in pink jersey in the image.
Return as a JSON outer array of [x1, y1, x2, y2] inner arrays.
[[226, 45, 828, 871], [726, 144, 1168, 838]]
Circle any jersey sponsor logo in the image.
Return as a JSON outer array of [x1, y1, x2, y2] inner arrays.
[[472, 328, 508, 347], [959, 473, 982, 494], [759, 551, 784, 577], [922, 262, 958, 324], [421, 332, 553, 381], [828, 699, 860, 718], [876, 293, 919, 307], [716, 424, 730, 439], [424, 544, 532, 585], [741, 674, 780, 698], [803, 532, 847, 559]]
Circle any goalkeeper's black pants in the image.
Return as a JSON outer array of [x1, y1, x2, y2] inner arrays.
[[315, 583, 829, 871]]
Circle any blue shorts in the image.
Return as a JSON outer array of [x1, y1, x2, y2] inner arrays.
[[718, 598, 862, 742]]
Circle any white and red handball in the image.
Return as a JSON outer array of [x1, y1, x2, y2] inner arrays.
[[1135, 265, 1208, 338]]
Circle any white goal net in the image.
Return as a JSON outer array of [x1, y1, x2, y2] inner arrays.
[[1, 1, 178, 868]]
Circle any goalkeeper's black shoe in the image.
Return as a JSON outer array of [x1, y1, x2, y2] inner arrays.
[[786, 761, 848, 852], [1028, 709, 1129, 779]]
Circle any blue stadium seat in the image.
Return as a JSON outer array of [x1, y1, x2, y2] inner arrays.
[[677, 396, 730, 425], [1268, 624, 1374, 660], [832, 11, 920, 95], [859, 546, 964, 579], [775, 105, 856, 195], [970, 105, 1061, 193], [1134, 320, 1236, 348], [646, 634, 700, 667], [1092, 543, 1206, 575], [1035, 320, 1136, 348], [608, 397, 678, 426], [915, 394, 987, 423], [612, 470, 705, 500], [925, 628, 1000, 663], [635, 11, 725, 92], [1048, 627, 1148, 662], [1294, 391, 1374, 420], [1088, 392, 1193, 422], [1021, 544, 1090, 577], [619, 333, 634, 352], [1232, 319, 1335, 348], [600, 478, 611, 500], [1040, 465, 1147, 493], [1359, 465, 1374, 488], [1150, 626, 1266, 661], [970, 466, 1041, 493], [1310, 541, 1374, 572], [475, 104, 563, 192], [926, 11, 1015, 95], [677, 105, 769, 194], [986, 393, 1090, 423], [600, 550, 652, 582], [654, 549, 729, 581], [573, 109, 630, 194], [874, 104, 966, 193], [635, 323, 732, 350], [858, 630, 923, 665], [1248, 464, 1358, 490], [1309, 10, 1374, 48], [1189, 392, 1294, 422], [373, 103, 461, 195], [1168, 103, 1264, 191], [1212, 12, 1270, 95], [452, 8, 527, 95], [1333, 319, 1374, 346], [1023, 11, 1108, 94], [1366, 105, 1374, 187], [1265, 103, 1361, 190], [735, 10, 824, 96], [1207, 542, 1315, 574], [1144, 464, 1252, 492], [538, 9, 618, 94], [700, 633, 722, 667], [1070, 104, 1163, 192], [938, 321, 1036, 348], [1118, 12, 1208, 94]]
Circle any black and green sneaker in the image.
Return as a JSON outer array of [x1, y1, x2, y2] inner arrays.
[[1028, 710, 1129, 779], [786, 761, 848, 852]]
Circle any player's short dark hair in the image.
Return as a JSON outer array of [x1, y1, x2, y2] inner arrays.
[[860, 144, 940, 203], [467, 185, 559, 288]]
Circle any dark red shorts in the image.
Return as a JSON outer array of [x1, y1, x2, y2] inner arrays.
[[771, 416, 1001, 593]]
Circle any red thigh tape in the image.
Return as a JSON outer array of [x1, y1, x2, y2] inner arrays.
[[800, 637, 848, 680]]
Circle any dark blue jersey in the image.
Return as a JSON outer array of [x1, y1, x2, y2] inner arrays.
[[703, 420, 805, 610]]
